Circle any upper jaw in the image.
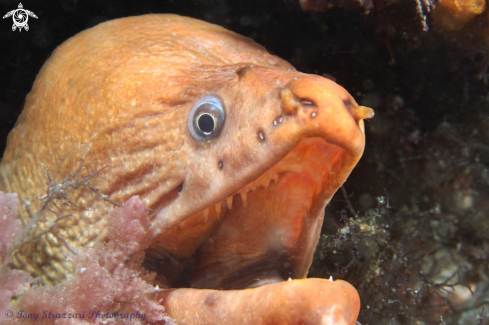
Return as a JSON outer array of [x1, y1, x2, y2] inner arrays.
[[152, 72, 370, 237]]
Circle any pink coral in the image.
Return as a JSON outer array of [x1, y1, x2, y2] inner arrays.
[[0, 195, 173, 325], [0, 269, 32, 324], [0, 192, 32, 324], [107, 196, 156, 254], [0, 192, 22, 261]]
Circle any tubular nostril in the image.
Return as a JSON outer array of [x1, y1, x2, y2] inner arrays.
[[236, 65, 252, 79], [350, 105, 375, 121], [280, 88, 301, 115], [281, 88, 318, 115]]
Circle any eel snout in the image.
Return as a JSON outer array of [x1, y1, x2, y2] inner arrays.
[[280, 77, 373, 158]]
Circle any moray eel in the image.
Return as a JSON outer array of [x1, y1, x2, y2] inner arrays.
[[0, 14, 373, 324]]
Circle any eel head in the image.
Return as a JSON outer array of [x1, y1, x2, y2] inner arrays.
[[144, 64, 373, 290]]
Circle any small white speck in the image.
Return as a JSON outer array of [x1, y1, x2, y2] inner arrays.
[[144, 122, 149, 128], [279, 117, 283, 123], [273, 120, 278, 126], [288, 277, 292, 281], [311, 112, 317, 118], [80, 268, 86, 274], [329, 275, 333, 282], [316, 123, 319, 127]]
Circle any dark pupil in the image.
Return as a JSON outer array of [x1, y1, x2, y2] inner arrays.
[[198, 114, 215, 134]]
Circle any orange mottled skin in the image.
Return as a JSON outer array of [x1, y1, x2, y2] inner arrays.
[[0, 14, 372, 324]]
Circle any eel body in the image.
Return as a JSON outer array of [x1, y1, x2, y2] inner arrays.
[[0, 14, 372, 324]]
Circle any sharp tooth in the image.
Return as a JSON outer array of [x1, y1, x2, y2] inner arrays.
[[240, 189, 248, 207], [268, 169, 274, 179], [272, 172, 279, 183], [203, 208, 209, 223], [226, 196, 233, 209], [215, 201, 221, 215]]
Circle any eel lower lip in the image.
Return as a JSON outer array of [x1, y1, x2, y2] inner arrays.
[[166, 137, 346, 290]]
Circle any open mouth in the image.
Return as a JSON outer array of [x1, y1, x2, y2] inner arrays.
[[206, 137, 342, 220], [145, 137, 347, 290]]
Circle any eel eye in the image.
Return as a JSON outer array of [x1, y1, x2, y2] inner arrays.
[[188, 95, 225, 141]]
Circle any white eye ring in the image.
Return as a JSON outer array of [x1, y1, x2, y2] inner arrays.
[[188, 95, 225, 141]]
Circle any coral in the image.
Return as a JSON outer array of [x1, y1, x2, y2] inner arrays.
[[0, 270, 32, 324], [432, 0, 487, 31], [0, 192, 32, 323], [311, 115, 489, 323], [314, 192, 458, 323], [0, 192, 22, 265], [106, 196, 156, 255], [0, 195, 173, 325]]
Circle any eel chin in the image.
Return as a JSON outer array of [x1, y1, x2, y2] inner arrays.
[[145, 137, 347, 290]]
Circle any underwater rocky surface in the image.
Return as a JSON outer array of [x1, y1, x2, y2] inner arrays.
[[1, 0, 488, 324]]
